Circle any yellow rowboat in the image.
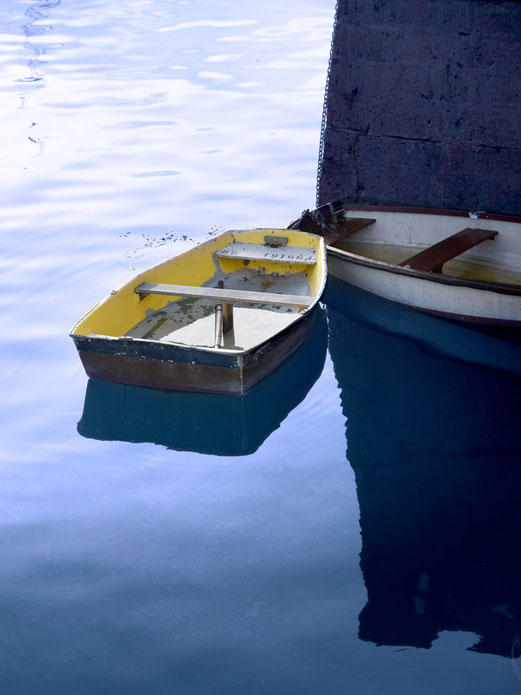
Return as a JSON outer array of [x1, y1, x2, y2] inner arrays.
[[70, 228, 327, 395]]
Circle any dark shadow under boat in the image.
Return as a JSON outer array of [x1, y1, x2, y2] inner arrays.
[[77, 306, 327, 456], [325, 276, 521, 379], [326, 280, 521, 658]]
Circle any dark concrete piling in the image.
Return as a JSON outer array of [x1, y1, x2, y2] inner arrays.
[[317, 0, 521, 214]]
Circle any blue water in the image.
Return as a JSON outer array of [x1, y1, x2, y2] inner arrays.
[[2, 1, 521, 693]]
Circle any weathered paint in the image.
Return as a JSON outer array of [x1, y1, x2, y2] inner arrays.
[[70, 228, 326, 393], [71, 228, 325, 338], [74, 309, 315, 394]]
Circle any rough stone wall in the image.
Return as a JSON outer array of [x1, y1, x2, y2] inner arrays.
[[318, 0, 521, 215]]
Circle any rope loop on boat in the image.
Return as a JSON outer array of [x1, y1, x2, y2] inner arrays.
[[310, 208, 336, 236]]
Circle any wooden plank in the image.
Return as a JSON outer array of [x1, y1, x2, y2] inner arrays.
[[399, 227, 499, 273], [342, 217, 377, 236], [317, 217, 376, 246], [135, 282, 313, 307], [321, 230, 345, 245], [215, 242, 316, 265], [326, 217, 376, 246]]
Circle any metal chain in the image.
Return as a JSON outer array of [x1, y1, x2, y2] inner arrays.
[[316, 0, 340, 208]]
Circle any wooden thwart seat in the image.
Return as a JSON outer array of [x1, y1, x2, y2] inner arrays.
[[325, 217, 377, 246], [135, 282, 313, 308], [136, 282, 312, 350], [399, 227, 498, 273]]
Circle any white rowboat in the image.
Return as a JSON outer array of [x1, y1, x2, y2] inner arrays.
[[290, 203, 521, 327]]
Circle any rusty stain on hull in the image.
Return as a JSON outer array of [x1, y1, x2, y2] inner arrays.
[[75, 311, 313, 395]]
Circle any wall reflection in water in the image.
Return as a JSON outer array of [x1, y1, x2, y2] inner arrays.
[[326, 278, 521, 659], [78, 306, 327, 456]]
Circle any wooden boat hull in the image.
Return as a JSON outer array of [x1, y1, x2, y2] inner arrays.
[[325, 277, 521, 379], [71, 228, 326, 394], [73, 308, 314, 395], [291, 205, 521, 327], [328, 249, 521, 327], [77, 306, 328, 455]]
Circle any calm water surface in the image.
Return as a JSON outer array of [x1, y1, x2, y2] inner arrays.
[[2, 1, 521, 693]]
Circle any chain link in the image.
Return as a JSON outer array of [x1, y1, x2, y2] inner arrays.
[[316, 0, 340, 208]]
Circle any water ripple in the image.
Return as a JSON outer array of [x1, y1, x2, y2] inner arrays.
[[0, 3, 347, 691], [157, 19, 259, 33]]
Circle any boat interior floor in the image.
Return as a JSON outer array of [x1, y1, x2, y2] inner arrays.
[[126, 268, 310, 350], [338, 240, 521, 286]]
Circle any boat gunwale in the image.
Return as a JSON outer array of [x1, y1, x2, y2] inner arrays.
[[327, 245, 521, 297], [71, 303, 319, 357], [343, 203, 521, 226], [70, 231, 327, 357], [69, 303, 317, 361]]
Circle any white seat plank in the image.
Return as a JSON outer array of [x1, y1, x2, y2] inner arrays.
[[135, 282, 313, 307], [215, 242, 316, 265]]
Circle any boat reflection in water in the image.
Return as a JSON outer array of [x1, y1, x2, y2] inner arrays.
[[326, 278, 521, 659], [78, 306, 327, 456]]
